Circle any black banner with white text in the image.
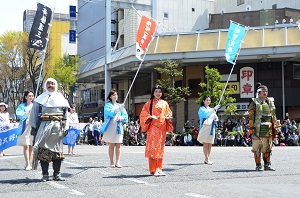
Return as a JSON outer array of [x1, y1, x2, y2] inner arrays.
[[28, 3, 52, 50]]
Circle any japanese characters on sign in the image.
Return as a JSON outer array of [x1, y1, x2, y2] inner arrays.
[[225, 22, 246, 64], [28, 3, 52, 50], [0, 123, 19, 151], [136, 16, 157, 61], [240, 66, 254, 98]]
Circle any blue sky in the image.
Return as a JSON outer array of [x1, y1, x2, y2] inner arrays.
[[0, 0, 77, 35]]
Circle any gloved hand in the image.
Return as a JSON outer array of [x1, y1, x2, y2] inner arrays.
[[214, 105, 220, 111], [118, 116, 124, 122]]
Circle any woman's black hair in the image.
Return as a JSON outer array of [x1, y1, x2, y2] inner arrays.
[[68, 104, 75, 112], [22, 90, 34, 103], [107, 88, 118, 102], [150, 85, 165, 100], [200, 95, 210, 106]]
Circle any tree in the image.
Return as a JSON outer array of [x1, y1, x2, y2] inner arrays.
[[0, 31, 28, 118], [197, 66, 236, 114], [155, 60, 191, 132], [21, 32, 51, 96], [52, 54, 83, 100]]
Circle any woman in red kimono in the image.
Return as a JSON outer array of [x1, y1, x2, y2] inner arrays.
[[140, 85, 173, 176]]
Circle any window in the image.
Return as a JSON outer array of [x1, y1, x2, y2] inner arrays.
[[188, 79, 201, 90], [163, 12, 168, 19], [82, 89, 91, 103], [237, 0, 245, 6], [293, 64, 300, 79], [192, 8, 195, 12]]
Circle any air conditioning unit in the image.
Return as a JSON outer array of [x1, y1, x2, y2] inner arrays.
[[246, 5, 251, 11]]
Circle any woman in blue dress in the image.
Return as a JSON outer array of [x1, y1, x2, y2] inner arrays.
[[197, 95, 219, 165], [16, 91, 35, 170], [101, 89, 128, 168]]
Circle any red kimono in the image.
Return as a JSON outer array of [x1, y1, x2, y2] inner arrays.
[[140, 99, 173, 159]]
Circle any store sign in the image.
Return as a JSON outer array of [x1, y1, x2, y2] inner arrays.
[[240, 67, 254, 98], [83, 103, 98, 109], [219, 102, 249, 111], [227, 82, 240, 94]]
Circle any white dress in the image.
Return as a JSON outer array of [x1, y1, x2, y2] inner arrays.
[[17, 124, 34, 146], [102, 120, 123, 143], [197, 107, 218, 144]]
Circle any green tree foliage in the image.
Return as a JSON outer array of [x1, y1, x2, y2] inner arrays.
[[0, 31, 28, 117], [197, 66, 236, 113], [52, 54, 83, 99], [18, 31, 52, 96], [155, 60, 191, 131]]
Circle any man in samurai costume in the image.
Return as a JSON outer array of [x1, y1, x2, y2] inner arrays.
[[248, 84, 277, 171], [30, 78, 70, 181]]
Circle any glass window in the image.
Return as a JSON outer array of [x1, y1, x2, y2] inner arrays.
[[163, 12, 168, 19], [293, 64, 300, 79], [237, 0, 245, 6]]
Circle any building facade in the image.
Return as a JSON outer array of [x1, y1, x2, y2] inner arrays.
[[76, 0, 300, 129]]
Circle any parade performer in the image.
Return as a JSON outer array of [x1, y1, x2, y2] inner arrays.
[[0, 102, 10, 157], [16, 91, 35, 170], [197, 95, 219, 165], [140, 85, 173, 176], [67, 104, 79, 155], [29, 78, 70, 181], [101, 88, 128, 168], [248, 84, 277, 171]]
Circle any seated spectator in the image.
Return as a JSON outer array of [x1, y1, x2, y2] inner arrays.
[[278, 132, 286, 146], [273, 135, 279, 146], [291, 121, 298, 133], [175, 132, 183, 146], [232, 123, 243, 134], [234, 131, 245, 146], [165, 133, 172, 146], [216, 132, 222, 146], [192, 127, 199, 146], [224, 119, 234, 132], [227, 134, 235, 146], [183, 133, 193, 146], [243, 129, 252, 146], [184, 120, 191, 132], [289, 132, 299, 146]]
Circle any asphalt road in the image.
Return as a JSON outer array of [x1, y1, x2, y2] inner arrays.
[[1, 144, 300, 198]]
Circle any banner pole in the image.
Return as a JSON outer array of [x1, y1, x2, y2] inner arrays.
[[123, 52, 147, 104]]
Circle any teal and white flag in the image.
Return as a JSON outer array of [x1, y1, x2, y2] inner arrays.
[[225, 22, 246, 64]]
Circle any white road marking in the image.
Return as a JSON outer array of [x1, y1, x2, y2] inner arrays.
[[0, 156, 21, 160], [125, 178, 157, 186], [185, 193, 211, 198], [63, 161, 84, 167], [48, 181, 69, 189], [69, 189, 85, 196], [48, 181, 86, 196]]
